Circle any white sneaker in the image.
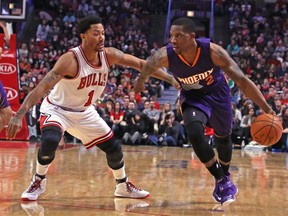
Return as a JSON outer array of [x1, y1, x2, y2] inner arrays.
[[114, 198, 150, 212], [21, 175, 46, 201], [114, 181, 150, 198], [21, 201, 45, 216]]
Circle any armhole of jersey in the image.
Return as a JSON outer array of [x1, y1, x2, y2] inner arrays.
[[67, 49, 80, 80]]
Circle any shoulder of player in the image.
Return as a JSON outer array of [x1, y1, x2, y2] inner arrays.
[[53, 52, 78, 76], [210, 43, 231, 65]]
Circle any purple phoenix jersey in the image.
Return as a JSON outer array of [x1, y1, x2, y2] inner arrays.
[[166, 38, 232, 135], [0, 81, 10, 109]]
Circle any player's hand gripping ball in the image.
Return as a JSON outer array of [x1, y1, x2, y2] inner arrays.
[[250, 114, 283, 146]]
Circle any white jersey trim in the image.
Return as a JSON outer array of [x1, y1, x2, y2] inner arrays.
[[84, 129, 114, 149]]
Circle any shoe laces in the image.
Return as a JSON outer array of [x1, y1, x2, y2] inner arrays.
[[27, 178, 42, 193], [126, 182, 141, 193]]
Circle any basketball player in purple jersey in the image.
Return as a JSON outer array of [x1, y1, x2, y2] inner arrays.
[[0, 46, 13, 132], [134, 18, 274, 205], [0, 81, 13, 131], [6, 16, 179, 201]]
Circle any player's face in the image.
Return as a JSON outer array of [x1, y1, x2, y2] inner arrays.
[[169, 25, 194, 54], [84, 24, 105, 51]]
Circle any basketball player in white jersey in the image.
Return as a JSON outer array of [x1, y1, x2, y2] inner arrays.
[[6, 16, 179, 201]]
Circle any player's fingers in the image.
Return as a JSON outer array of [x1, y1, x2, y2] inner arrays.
[[6, 125, 18, 140]]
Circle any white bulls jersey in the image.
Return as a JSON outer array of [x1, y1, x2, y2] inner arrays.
[[47, 46, 109, 111]]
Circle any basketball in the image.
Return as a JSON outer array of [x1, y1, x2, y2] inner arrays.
[[250, 114, 283, 146]]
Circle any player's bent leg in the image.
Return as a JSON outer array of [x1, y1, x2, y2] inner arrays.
[[97, 137, 150, 198], [22, 126, 62, 201], [185, 121, 237, 205], [214, 135, 233, 175]]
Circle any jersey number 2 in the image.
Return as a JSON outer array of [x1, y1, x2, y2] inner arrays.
[[205, 75, 214, 85]]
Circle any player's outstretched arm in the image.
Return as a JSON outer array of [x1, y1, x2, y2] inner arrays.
[[106, 47, 178, 92], [6, 53, 73, 139], [210, 43, 273, 114], [134, 47, 171, 93]]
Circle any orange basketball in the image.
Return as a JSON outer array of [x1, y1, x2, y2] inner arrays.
[[250, 114, 283, 146]]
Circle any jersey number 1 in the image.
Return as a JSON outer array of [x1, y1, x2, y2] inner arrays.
[[84, 90, 94, 106]]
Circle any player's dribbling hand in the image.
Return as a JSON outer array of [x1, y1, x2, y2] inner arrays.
[[6, 116, 22, 140], [267, 109, 276, 116]]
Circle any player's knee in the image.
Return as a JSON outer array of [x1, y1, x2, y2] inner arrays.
[[186, 121, 205, 144], [38, 126, 62, 165], [214, 135, 232, 148], [97, 138, 124, 170], [186, 121, 215, 163]]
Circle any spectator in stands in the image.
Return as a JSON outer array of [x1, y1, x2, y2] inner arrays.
[[19, 43, 29, 58], [113, 85, 126, 104], [77, 0, 89, 18], [102, 99, 114, 127], [173, 97, 187, 144], [122, 95, 130, 111], [273, 99, 284, 116], [19, 57, 31, 75], [122, 111, 143, 145], [240, 108, 256, 145], [158, 102, 172, 125], [123, 101, 137, 122], [128, 90, 141, 108], [138, 97, 149, 112], [150, 95, 160, 110], [110, 101, 125, 138], [143, 100, 160, 134], [226, 39, 239, 56], [63, 12, 76, 24], [36, 19, 50, 42], [158, 112, 180, 147]]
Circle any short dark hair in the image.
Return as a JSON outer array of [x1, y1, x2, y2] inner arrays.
[[171, 18, 196, 33], [78, 16, 103, 34], [165, 113, 171, 120]]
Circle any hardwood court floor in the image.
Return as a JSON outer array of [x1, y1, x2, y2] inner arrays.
[[1, 141, 288, 216]]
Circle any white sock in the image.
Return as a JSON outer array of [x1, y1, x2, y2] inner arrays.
[[36, 161, 50, 176], [111, 165, 126, 180]]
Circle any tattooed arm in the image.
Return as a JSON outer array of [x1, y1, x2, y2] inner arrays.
[[6, 52, 76, 139], [211, 43, 273, 114], [106, 47, 178, 92], [133, 47, 170, 93]]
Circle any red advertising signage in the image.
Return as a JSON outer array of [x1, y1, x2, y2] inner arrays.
[[0, 34, 29, 140]]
